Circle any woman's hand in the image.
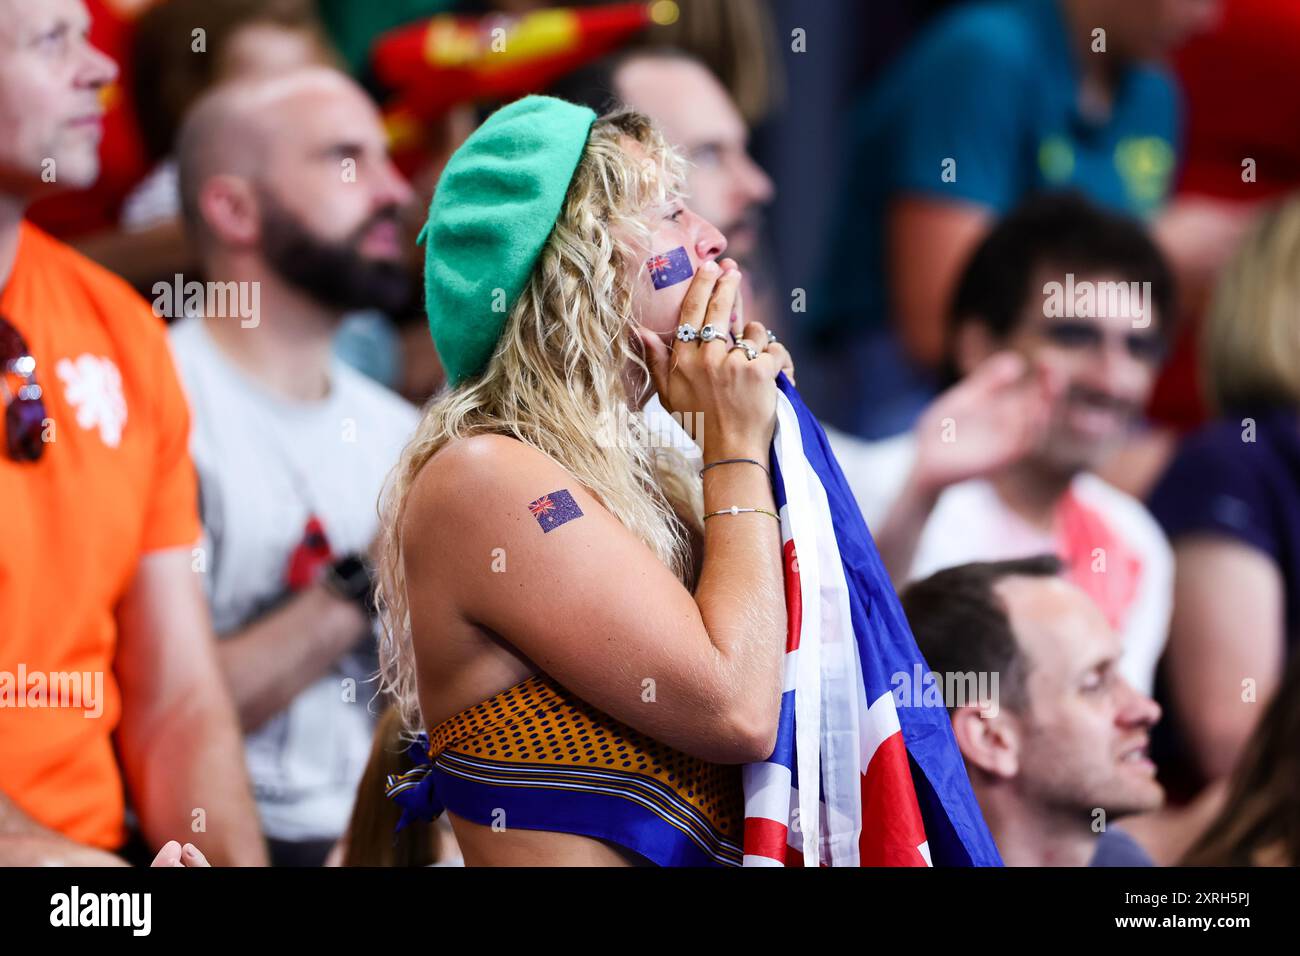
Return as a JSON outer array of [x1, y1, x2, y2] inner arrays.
[[727, 279, 795, 386], [636, 259, 782, 456]]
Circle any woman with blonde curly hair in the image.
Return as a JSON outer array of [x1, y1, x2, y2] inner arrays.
[[376, 95, 795, 867]]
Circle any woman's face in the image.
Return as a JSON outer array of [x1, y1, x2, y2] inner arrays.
[[625, 195, 729, 340]]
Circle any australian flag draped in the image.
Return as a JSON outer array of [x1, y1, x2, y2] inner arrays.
[[740, 375, 1002, 867]]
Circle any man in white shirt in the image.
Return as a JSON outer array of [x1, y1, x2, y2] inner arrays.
[[828, 194, 1175, 696], [171, 68, 420, 864]]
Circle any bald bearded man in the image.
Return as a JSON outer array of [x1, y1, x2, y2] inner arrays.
[[171, 68, 420, 866]]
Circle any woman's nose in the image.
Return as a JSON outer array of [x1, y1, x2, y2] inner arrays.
[[694, 218, 727, 263]]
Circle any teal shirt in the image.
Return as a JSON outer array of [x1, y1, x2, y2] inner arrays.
[[813, 0, 1181, 344]]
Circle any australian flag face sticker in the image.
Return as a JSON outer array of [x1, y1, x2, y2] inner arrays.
[[528, 488, 584, 533], [646, 246, 694, 290]]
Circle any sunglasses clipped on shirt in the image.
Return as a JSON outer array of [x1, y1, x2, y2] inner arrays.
[[1038, 318, 1168, 366], [0, 313, 47, 462]]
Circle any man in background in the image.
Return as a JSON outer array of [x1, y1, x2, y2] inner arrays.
[[831, 195, 1175, 699], [173, 67, 419, 866], [0, 0, 264, 866], [813, 0, 1230, 438], [902, 557, 1163, 866]]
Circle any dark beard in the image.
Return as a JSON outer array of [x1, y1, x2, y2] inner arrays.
[[258, 192, 414, 315]]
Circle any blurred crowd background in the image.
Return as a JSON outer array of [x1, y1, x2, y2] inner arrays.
[[31, 0, 1294, 437], [6, 0, 1300, 869]]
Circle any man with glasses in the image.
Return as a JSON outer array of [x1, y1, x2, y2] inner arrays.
[[0, 0, 264, 865], [829, 193, 1176, 698]]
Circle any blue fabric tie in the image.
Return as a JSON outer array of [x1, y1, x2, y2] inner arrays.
[[383, 734, 445, 832]]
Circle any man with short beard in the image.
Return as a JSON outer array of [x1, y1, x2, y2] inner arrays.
[[172, 67, 419, 865], [829, 194, 1175, 699], [901, 557, 1164, 866]]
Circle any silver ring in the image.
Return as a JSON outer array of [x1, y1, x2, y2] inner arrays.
[[699, 324, 724, 342], [729, 341, 758, 361], [766, 330, 778, 345], [675, 324, 698, 343]]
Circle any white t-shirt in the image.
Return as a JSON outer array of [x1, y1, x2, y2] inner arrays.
[[823, 426, 916, 531], [825, 428, 1172, 696], [642, 392, 703, 463], [120, 159, 179, 233], [169, 317, 420, 841]]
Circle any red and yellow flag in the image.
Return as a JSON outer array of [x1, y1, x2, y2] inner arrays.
[[375, 2, 678, 126]]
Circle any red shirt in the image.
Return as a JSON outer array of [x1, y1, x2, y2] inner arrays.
[[1150, 0, 1300, 429]]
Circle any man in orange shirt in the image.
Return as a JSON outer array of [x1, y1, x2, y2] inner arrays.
[[0, 0, 265, 866]]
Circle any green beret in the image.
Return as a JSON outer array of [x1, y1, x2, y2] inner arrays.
[[419, 95, 597, 386]]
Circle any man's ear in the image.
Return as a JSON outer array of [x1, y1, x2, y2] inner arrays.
[[951, 705, 1020, 780], [197, 174, 260, 248], [951, 319, 998, 380]]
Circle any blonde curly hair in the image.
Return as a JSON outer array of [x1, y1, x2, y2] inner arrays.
[[375, 108, 704, 736]]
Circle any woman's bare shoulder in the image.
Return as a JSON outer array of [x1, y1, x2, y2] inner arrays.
[[403, 434, 574, 541], [415, 433, 557, 494]]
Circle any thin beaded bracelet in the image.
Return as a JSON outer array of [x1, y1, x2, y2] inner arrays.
[[699, 457, 769, 478], [703, 505, 779, 521]]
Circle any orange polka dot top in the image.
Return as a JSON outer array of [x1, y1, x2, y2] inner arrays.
[[385, 673, 744, 866]]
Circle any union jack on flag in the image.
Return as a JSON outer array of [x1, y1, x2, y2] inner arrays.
[[741, 375, 1003, 867]]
